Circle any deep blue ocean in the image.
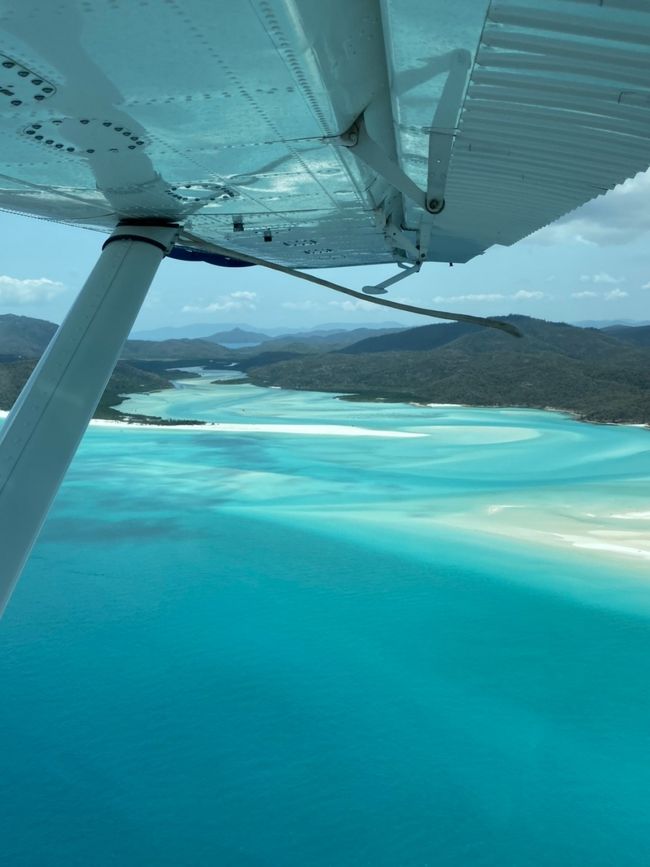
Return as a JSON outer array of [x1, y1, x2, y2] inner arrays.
[[2, 373, 650, 866]]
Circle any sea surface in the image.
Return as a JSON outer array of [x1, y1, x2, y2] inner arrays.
[[2, 372, 650, 866]]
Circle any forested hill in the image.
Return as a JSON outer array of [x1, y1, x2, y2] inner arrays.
[[0, 358, 174, 421], [0, 314, 233, 361], [0, 313, 231, 421], [247, 316, 650, 425], [3, 313, 650, 425], [602, 324, 650, 348], [0, 314, 58, 357]]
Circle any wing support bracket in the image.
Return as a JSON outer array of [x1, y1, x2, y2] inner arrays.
[[333, 48, 472, 220], [337, 115, 443, 215], [362, 262, 421, 295]]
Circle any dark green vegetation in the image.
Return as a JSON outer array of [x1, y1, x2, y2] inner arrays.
[[0, 357, 177, 422], [0, 314, 232, 423], [602, 324, 650, 348], [0, 314, 58, 357], [2, 314, 649, 426], [246, 316, 650, 425]]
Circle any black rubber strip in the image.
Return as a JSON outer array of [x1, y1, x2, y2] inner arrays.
[[102, 233, 169, 254]]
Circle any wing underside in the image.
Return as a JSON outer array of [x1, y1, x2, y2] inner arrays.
[[0, 0, 647, 268]]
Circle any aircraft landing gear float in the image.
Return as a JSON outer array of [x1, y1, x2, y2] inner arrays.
[[0, 222, 179, 615]]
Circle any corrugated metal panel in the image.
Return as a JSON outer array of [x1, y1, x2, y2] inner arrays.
[[440, 0, 650, 250]]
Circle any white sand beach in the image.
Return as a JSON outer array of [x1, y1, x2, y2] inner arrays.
[[435, 501, 650, 564]]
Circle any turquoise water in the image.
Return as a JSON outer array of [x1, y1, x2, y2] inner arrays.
[[2, 375, 650, 865]]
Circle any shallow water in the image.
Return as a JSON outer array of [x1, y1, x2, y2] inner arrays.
[[2, 376, 650, 865]]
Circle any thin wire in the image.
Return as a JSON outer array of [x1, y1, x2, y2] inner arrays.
[[180, 231, 522, 338]]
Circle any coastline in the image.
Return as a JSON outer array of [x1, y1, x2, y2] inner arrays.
[[2, 388, 648, 433], [0, 410, 422, 438]]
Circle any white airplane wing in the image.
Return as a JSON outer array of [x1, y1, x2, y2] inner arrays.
[[0, 0, 647, 268]]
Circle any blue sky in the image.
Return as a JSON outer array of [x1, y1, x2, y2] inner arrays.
[[0, 168, 649, 331]]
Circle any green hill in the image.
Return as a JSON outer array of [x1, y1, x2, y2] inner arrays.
[[0, 314, 233, 362], [0, 359, 175, 421], [602, 324, 650, 348], [0, 314, 226, 422], [0, 314, 58, 357], [247, 317, 650, 425]]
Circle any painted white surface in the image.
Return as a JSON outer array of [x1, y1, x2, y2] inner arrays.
[[0, 1, 646, 267], [0, 225, 178, 612]]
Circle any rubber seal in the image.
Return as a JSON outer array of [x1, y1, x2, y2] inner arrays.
[[102, 233, 169, 254]]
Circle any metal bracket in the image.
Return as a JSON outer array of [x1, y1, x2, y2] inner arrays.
[[382, 217, 422, 263], [338, 115, 441, 214], [362, 262, 421, 295], [333, 48, 472, 221]]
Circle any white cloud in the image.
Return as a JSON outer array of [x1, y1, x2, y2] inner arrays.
[[432, 293, 505, 303], [642, 281, 650, 290], [605, 288, 628, 300], [328, 299, 381, 312], [528, 169, 650, 246], [580, 272, 624, 285], [571, 291, 598, 299], [0, 275, 65, 304], [281, 300, 320, 311], [182, 291, 257, 313], [429, 290, 545, 304], [593, 272, 623, 284]]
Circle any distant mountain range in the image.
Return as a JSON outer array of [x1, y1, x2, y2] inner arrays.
[[2, 314, 650, 424], [206, 327, 268, 345], [130, 320, 405, 340], [573, 319, 650, 328], [0, 314, 234, 362]]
